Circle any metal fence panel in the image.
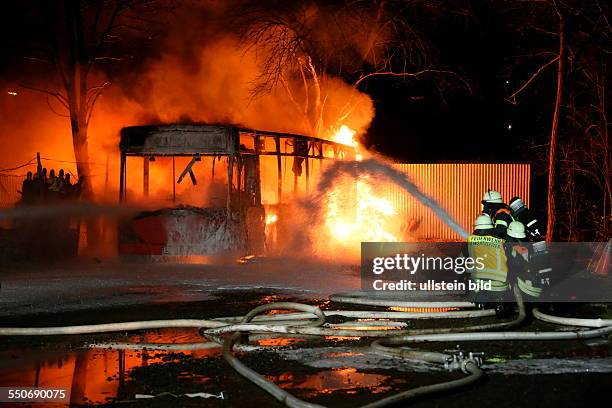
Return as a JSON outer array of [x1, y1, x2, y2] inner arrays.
[[0, 174, 24, 208], [388, 163, 530, 240]]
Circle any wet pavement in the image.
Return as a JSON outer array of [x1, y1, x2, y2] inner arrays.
[[0, 259, 611, 407], [0, 258, 359, 317]]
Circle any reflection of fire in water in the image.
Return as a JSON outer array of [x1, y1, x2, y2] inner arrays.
[[0, 329, 218, 405], [267, 367, 397, 397], [254, 337, 305, 347], [0, 329, 404, 404]]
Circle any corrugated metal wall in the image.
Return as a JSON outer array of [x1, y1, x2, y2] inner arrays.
[[387, 164, 530, 240], [0, 174, 24, 208]]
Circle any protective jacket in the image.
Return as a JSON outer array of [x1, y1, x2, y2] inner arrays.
[[467, 234, 509, 292], [512, 206, 544, 240], [506, 242, 547, 299], [493, 207, 514, 239]]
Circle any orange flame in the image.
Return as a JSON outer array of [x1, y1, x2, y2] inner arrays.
[[332, 125, 362, 161], [318, 125, 398, 258], [265, 212, 278, 225]]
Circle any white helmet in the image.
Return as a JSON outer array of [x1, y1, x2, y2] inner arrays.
[[507, 221, 527, 239], [509, 196, 526, 213], [474, 214, 494, 230], [482, 190, 503, 204]]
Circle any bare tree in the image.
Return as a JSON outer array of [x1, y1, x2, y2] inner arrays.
[[22, 0, 164, 199], [503, 0, 568, 241], [564, 67, 611, 240], [503, 0, 610, 241], [238, 0, 471, 137], [558, 139, 582, 241]]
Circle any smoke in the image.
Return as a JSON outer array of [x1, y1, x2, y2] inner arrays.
[[0, 1, 375, 201], [0, 0, 381, 260]]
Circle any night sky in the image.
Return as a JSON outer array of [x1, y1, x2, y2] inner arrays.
[[364, 3, 554, 164], [0, 1, 561, 164]]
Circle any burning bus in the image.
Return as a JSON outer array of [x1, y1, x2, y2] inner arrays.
[[118, 124, 355, 258]]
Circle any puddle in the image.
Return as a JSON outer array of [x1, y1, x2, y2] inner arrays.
[[267, 368, 399, 397], [278, 346, 444, 373], [0, 328, 220, 406], [0, 330, 410, 406], [1, 298, 611, 407]]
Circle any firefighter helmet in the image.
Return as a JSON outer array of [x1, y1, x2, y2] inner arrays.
[[482, 190, 503, 204], [474, 214, 494, 230], [507, 221, 527, 239], [509, 196, 526, 213]]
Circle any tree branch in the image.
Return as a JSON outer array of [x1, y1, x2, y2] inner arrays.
[[354, 69, 470, 89], [19, 84, 70, 109], [505, 56, 560, 105]]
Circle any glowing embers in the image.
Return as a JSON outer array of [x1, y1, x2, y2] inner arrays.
[[388, 306, 460, 313]]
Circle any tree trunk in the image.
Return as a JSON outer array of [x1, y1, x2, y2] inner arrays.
[[64, 0, 98, 250], [71, 121, 93, 197], [546, 14, 565, 242]]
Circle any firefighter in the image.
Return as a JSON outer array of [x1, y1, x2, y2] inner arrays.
[[509, 196, 553, 290], [509, 196, 544, 240], [466, 214, 511, 308], [505, 221, 546, 300], [481, 190, 514, 239]]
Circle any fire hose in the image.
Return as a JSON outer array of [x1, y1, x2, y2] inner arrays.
[[0, 287, 611, 408]]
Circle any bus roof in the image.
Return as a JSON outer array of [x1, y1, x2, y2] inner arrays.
[[120, 124, 355, 157]]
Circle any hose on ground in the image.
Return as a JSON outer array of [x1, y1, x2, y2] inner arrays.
[[371, 286, 525, 362], [359, 361, 483, 408], [216, 301, 485, 408], [392, 324, 612, 343], [1, 285, 611, 408], [532, 308, 612, 328], [0, 319, 225, 336], [215, 308, 496, 322], [329, 292, 476, 309], [370, 288, 611, 345]]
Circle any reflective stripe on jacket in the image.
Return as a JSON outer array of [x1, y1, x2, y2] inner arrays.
[[467, 234, 508, 284], [517, 277, 543, 298], [494, 207, 514, 228]]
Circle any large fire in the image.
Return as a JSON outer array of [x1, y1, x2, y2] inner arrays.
[[320, 126, 399, 256], [332, 125, 363, 161], [333, 125, 357, 147], [0, 1, 383, 261]]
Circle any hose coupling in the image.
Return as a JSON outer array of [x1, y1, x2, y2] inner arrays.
[[444, 347, 484, 372]]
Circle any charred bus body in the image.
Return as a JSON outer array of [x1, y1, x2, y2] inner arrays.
[[118, 124, 355, 258]]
